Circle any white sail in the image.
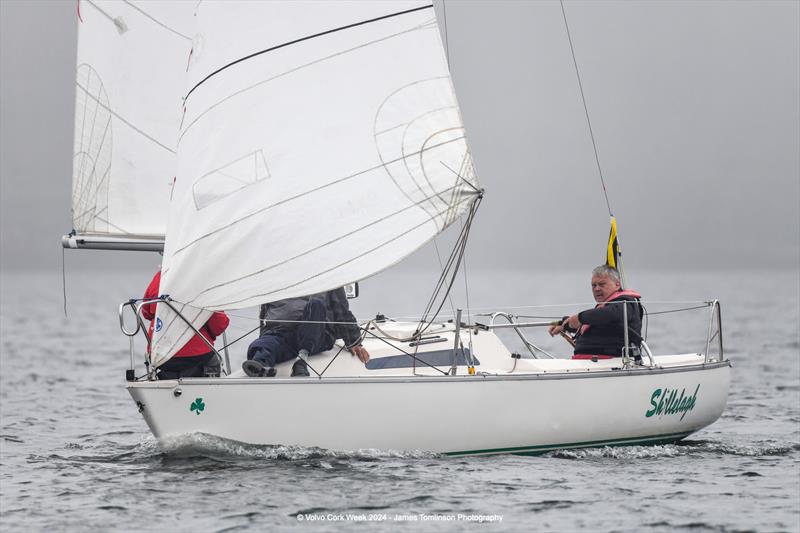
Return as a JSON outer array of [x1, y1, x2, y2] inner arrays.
[[151, 1, 480, 365], [71, 0, 193, 239]]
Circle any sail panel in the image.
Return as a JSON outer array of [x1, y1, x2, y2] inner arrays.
[[71, 0, 194, 238], [151, 1, 479, 365]]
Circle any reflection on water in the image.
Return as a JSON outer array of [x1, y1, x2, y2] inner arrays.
[[1, 268, 798, 531]]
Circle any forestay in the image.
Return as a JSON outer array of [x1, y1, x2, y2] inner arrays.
[[71, 0, 193, 240], [151, 1, 480, 365]]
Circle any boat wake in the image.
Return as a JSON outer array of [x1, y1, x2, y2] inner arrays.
[[33, 434, 797, 470], [147, 434, 800, 463], [156, 432, 441, 462], [546, 439, 800, 459]]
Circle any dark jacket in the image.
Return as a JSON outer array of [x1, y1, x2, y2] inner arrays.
[[570, 291, 643, 357], [259, 288, 362, 347], [142, 271, 230, 357]]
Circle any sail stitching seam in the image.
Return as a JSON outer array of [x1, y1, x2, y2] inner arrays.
[[185, 188, 476, 307], [76, 79, 176, 154], [183, 3, 435, 102], [169, 135, 467, 257], [121, 0, 192, 41], [179, 19, 437, 143], [372, 77, 457, 224]]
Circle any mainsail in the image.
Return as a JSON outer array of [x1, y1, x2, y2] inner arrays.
[[146, 1, 481, 365], [67, 0, 193, 249]]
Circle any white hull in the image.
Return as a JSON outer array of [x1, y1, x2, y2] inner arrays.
[[127, 358, 730, 456]]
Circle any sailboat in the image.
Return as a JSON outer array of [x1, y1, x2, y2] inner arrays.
[[63, 0, 729, 456]]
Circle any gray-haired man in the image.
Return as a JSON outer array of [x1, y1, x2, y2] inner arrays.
[[548, 265, 643, 360]]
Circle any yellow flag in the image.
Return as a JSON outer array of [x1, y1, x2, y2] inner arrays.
[[606, 216, 619, 269]]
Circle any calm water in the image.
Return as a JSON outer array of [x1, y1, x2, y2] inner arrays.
[[1, 268, 798, 532]]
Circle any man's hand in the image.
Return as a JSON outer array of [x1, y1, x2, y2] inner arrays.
[[563, 314, 580, 329], [349, 344, 370, 363], [548, 314, 580, 337]]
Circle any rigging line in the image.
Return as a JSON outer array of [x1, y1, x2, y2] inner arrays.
[[509, 314, 562, 320], [61, 247, 68, 318], [441, 0, 450, 67], [219, 323, 261, 352], [468, 300, 710, 312], [426, 225, 467, 322], [184, 3, 434, 102], [361, 328, 450, 375], [417, 196, 480, 336], [644, 304, 711, 316], [370, 320, 429, 343], [76, 81, 176, 154], [433, 237, 458, 319], [418, 205, 469, 321], [318, 343, 348, 377], [420, 202, 476, 334], [458, 213, 476, 369], [420, 202, 472, 321], [559, 0, 613, 217], [421, 195, 476, 314], [460, 217, 473, 327], [84, 0, 116, 26], [440, 161, 480, 193], [154, 303, 208, 360], [122, 0, 192, 41]]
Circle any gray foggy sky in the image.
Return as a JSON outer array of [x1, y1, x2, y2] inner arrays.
[[1, 0, 798, 274]]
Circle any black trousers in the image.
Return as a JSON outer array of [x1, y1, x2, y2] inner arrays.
[[157, 352, 219, 379]]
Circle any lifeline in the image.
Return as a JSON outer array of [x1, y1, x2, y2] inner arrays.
[[645, 384, 700, 420]]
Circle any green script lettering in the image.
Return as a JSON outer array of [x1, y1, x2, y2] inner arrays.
[[679, 384, 701, 420], [646, 388, 662, 417], [645, 384, 701, 419]]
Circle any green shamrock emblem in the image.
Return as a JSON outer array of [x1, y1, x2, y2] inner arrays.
[[190, 397, 205, 415]]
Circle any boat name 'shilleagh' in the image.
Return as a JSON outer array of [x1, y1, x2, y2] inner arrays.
[[646, 385, 700, 420]]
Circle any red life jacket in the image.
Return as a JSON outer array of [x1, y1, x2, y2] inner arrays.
[[141, 271, 229, 358], [577, 289, 642, 336]]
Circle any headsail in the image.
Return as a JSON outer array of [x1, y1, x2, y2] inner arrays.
[[67, 0, 194, 248], [151, 1, 480, 365]]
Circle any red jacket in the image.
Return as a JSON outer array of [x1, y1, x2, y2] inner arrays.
[[142, 271, 230, 358]]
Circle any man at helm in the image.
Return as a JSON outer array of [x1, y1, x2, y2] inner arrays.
[[548, 265, 643, 360]]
